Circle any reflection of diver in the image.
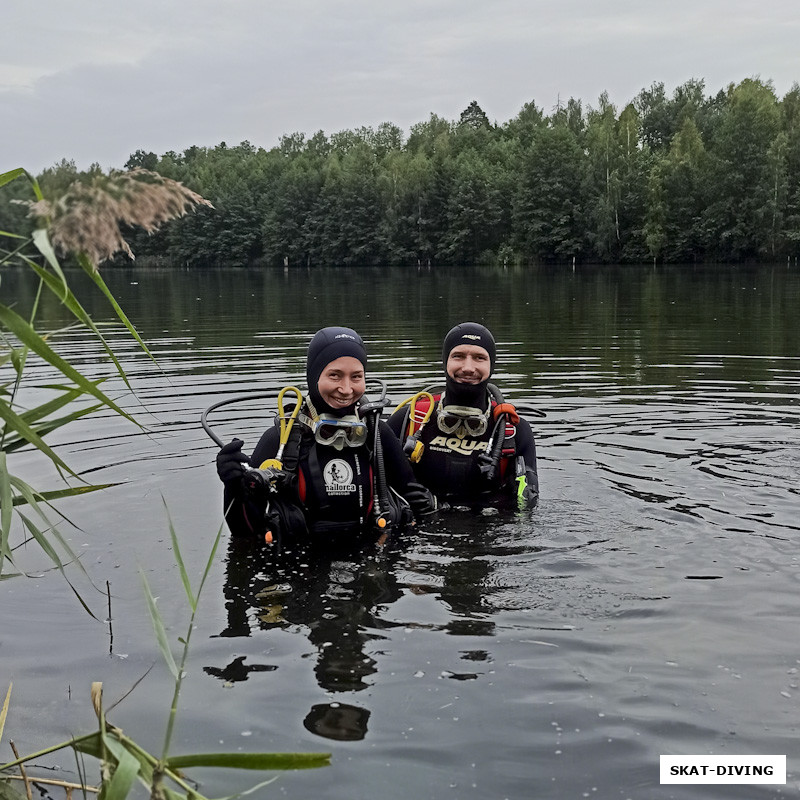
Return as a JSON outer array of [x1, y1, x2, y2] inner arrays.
[[203, 655, 277, 683], [207, 538, 405, 694], [406, 512, 499, 637], [304, 702, 370, 741]]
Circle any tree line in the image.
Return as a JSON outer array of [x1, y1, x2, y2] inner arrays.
[[4, 77, 800, 267]]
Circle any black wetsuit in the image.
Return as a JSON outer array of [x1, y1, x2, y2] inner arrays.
[[223, 413, 424, 546], [386, 391, 539, 506]]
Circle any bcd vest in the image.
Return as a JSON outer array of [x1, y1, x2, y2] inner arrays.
[[401, 393, 518, 498]]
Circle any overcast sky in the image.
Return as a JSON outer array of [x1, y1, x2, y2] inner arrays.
[[3, 0, 798, 175]]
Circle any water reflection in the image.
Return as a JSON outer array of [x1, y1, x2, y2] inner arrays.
[[211, 540, 404, 695], [205, 507, 536, 740], [6, 264, 800, 799], [303, 702, 370, 741]]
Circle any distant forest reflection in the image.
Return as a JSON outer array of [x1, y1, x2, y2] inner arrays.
[[9, 263, 798, 407]]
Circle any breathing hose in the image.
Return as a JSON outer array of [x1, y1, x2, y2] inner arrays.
[[200, 392, 279, 449], [359, 380, 392, 532]]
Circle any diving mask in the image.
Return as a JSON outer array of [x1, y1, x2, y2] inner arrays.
[[313, 415, 369, 450], [436, 403, 489, 437]]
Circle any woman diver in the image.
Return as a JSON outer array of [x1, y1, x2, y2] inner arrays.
[[215, 326, 436, 548]]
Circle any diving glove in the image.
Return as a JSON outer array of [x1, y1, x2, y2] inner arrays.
[[514, 457, 539, 508], [216, 438, 249, 484], [405, 481, 439, 517]]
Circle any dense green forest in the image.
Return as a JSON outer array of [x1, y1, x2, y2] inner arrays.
[[4, 77, 800, 267]]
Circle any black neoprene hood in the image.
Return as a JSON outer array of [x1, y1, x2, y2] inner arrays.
[[441, 322, 496, 373], [441, 322, 496, 408], [305, 326, 368, 416]]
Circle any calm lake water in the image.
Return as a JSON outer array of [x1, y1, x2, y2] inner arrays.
[[3, 264, 799, 799]]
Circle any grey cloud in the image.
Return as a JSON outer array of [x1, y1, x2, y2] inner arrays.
[[3, 0, 798, 173]]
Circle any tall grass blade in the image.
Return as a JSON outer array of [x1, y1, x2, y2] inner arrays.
[[17, 384, 95, 423], [0, 168, 29, 190], [200, 524, 224, 590], [11, 478, 97, 579], [0, 684, 11, 742], [65, 578, 100, 621], [78, 254, 157, 365], [31, 229, 68, 297], [0, 731, 98, 771], [101, 744, 140, 800], [3, 404, 105, 454], [8, 473, 103, 596], [166, 752, 331, 770], [0, 303, 137, 425], [0, 396, 75, 475], [0, 454, 13, 565], [163, 501, 195, 610], [9, 475, 68, 530], [99, 732, 157, 787], [0, 168, 43, 200], [26, 259, 132, 388], [140, 571, 179, 679], [14, 508, 64, 567], [11, 483, 116, 506]]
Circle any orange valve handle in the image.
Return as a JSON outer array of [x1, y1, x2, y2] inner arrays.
[[493, 402, 519, 424]]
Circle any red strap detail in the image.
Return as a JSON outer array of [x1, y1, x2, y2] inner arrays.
[[297, 469, 306, 504], [493, 403, 520, 424]]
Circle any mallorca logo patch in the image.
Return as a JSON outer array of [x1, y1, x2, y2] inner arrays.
[[323, 459, 357, 495]]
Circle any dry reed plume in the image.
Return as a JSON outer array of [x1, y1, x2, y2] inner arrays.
[[25, 168, 213, 268]]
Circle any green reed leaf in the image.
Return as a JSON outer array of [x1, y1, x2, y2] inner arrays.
[[3, 397, 104, 455], [31, 229, 68, 295], [0, 396, 75, 475], [26, 259, 133, 389], [4, 410, 104, 454], [0, 169, 31, 192], [103, 744, 141, 800], [16, 384, 88, 422], [14, 507, 63, 567], [163, 501, 195, 610], [0, 454, 12, 560], [11, 483, 116, 506], [141, 571, 179, 679], [78, 254, 157, 365], [166, 752, 331, 771], [0, 302, 136, 425], [5, 476, 97, 601], [0, 684, 11, 743]]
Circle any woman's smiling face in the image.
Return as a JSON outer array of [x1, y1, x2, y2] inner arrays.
[[316, 356, 366, 409]]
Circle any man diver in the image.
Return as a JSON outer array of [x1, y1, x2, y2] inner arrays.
[[215, 326, 436, 547], [387, 322, 539, 507]]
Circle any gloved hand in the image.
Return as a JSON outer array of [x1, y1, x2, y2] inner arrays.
[[516, 466, 539, 508], [405, 481, 439, 517], [216, 438, 249, 484]]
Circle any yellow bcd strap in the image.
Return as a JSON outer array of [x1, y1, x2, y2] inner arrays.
[[260, 385, 303, 470]]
